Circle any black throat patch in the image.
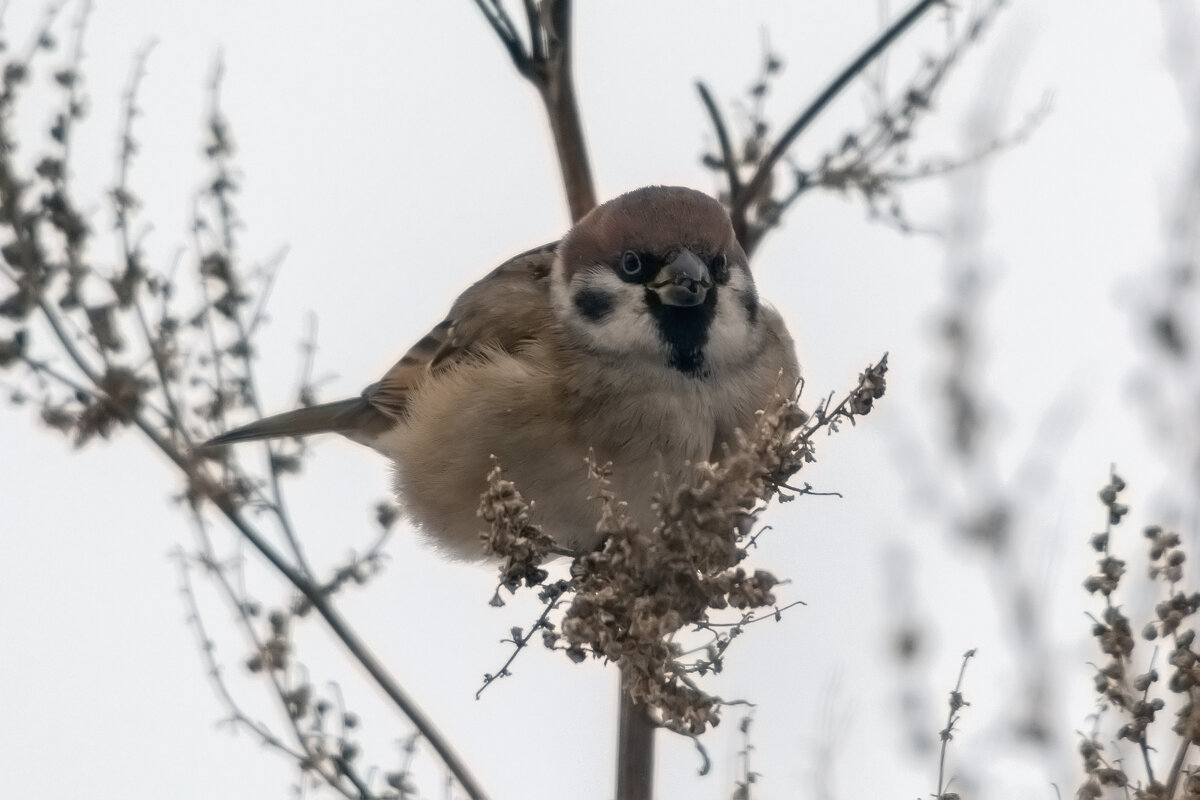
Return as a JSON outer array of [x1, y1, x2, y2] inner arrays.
[[646, 291, 716, 375]]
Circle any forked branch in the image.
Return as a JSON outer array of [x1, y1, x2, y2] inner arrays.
[[473, 0, 596, 221]]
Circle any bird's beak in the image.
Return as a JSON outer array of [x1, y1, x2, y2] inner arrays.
[[649, 248, 712, 307]]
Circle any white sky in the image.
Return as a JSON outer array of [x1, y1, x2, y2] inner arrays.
[[0, 2, 1187, 799]]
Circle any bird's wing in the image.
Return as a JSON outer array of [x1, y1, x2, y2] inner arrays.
[[363, 241, 559, 420]]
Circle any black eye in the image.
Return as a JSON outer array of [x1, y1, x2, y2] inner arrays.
[[620, 250, 642, 277], [711, 253, 729, 282]]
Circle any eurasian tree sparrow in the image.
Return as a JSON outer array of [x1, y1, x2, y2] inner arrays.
[[206, 186, 799, 558]]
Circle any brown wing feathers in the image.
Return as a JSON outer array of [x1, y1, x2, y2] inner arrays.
[[203, 242, 558, 448], [363, 318, 454, 420], [362, 242, 557, 419]]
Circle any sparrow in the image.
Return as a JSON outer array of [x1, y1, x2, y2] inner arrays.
[[206, 186, 799, 559]]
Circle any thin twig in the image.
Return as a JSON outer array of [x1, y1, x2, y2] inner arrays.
[[202, 493, 490, 800], [199, 63, 312, 573], [471, 0, 530, 75], [731, 0, 946, 244], [476, 592, 563, 698], [180, 506, 369, 800], [935, 648, 975, 798], [173, 547, 304, 762]]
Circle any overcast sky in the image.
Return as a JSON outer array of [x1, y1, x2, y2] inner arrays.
[[0, 2, 1189, 799]]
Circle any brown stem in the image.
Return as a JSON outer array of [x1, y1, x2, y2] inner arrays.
[[533, 0, 595, 220], [474, 0, 595, 220], [616, 668, 656, 800]]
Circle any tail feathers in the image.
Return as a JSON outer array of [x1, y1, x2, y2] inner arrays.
[[202, 398, 390, 448]]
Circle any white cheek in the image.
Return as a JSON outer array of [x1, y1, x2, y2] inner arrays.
[[555, 266, 665, 360], [707, 269, 761, 367], [595, 296, 661, 357]]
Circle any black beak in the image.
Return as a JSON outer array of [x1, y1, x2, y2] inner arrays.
[[650, 248, 712, 307]]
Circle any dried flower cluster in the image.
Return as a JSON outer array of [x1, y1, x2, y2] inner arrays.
[[480, 460, 558, 591], [1079, 472, 1200, 799], [480, 357, 888, 734]]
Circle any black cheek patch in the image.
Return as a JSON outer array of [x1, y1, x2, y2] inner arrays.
[[573, 288, 615, 323]]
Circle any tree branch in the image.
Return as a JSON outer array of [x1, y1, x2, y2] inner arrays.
[[475, 0, 595, 220], [729, 0, 946, 246]]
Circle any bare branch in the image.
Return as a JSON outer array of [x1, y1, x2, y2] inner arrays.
[[732, 0, 946, 243], [471, 0, 530, 75], [473, 0, 595, 220]]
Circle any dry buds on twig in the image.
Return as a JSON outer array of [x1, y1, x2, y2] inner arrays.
[[1079, 471, 1200, 799], [932, 648, 975, 800], [480, 356, 889, 734]]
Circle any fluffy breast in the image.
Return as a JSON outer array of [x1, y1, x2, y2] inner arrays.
[[375, 354, 711, 558], [375, 314, 795, 560]]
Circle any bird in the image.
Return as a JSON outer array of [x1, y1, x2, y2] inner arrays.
[[205, 186, 799, 559]]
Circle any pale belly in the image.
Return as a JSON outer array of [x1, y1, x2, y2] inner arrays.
[[374, 355, 725, 559]]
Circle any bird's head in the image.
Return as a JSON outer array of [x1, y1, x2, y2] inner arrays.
[[551, 186, 763, 376]]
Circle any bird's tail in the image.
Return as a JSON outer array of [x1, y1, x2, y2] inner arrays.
[[202, 397, 387, 448]]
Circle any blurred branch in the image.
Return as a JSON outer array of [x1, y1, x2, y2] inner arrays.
[[193, 60, 311, 572], [174, 515, 376, 800], [0, 15, 489, 798], [1131, 3, 1200, 541]]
